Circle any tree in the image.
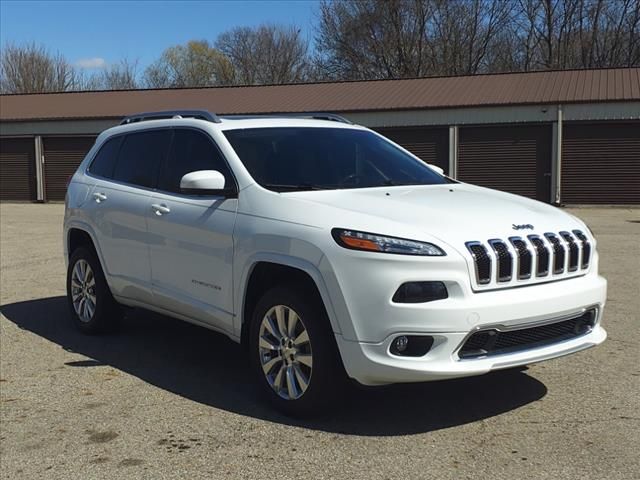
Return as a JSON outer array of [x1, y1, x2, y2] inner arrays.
[[488, 0, 640, 71], [0, 42, 78, 93], [96, 58, 139, 90], [315, 0, 433, 80], [428, 0, 514, 75], [315, 0, 513, 79], [142, 40, 234, 88], [216, 24, 313, 84], [315, 0, 640, 80]]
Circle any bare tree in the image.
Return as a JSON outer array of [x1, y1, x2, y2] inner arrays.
[[216, 24, 312, 84], [428, 0, 514, 75], [0, 42, 78, 93], [315, 0, 513, 79], [142, 40, 233, 88], [315, 0, 433, 80], [499, 0, 640, 71], [316, 0, 639, 80], [95, 58, 139, 90]]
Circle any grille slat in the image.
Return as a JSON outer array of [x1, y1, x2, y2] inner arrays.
[[528, 235, 550, 277], [488, 239, 512, 282], [544, 233, 565, 274], [572, 230, 591, 269], [560, 231, 580, 272], [459, 309, 597, 359], [509, 237, 532, 279], [466, 242, 492, 285]]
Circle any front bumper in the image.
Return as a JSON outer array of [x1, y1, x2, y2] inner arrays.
[[335, 274, 607, 386]]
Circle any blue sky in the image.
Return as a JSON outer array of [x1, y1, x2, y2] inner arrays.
[[0, 0, 320, 71]]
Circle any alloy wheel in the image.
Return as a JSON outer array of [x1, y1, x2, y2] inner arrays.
[[258, 305, 313, 400], [70, 259, 96, 323]]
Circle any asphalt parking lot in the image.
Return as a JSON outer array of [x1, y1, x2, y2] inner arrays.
[[1, 203, 638, 480]]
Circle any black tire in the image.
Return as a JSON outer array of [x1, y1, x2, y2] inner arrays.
[[66, 246, 121, 334], [249, 285, 346, 417]]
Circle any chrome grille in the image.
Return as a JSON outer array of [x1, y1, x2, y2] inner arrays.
[[466, 230, 590, 288]]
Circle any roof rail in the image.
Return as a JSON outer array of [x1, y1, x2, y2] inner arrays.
[[222, 112, 353, 124], [120, 110, 221, 125]]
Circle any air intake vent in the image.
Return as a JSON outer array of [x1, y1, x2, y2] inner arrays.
[[458, 309, 597, 359], [572, 230, 591, 269], [544, 233, 565, 274], [488, 240, 512, 282], [466, 242, 491, 285], [509, 237, 532, 279], [528, 235, 549, 277], [560, 231, 579, 272]]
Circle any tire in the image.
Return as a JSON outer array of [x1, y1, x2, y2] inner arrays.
[[66, 246, 121, 334], [249, 285, 345, 417]]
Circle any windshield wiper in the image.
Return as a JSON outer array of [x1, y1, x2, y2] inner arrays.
[[262, 183, 326, 192]]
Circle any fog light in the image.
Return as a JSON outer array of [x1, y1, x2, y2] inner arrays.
[[392, 335, 409, 353], [390, 335, 434, 357]]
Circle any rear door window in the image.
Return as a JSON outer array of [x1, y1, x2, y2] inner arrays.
[[113, 129, 172, 188], [88, 136, 123, 179], [158, 128, 232, 194]]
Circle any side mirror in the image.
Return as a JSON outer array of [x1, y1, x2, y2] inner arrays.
[[180, 170, 233, 196], [427, 164, 445, 175]]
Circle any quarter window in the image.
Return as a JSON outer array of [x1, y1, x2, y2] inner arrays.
[[113, 130, 172, 188], [88, 136, 123, 179], [159, 129, 231, 193]]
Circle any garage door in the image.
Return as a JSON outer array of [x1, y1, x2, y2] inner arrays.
[[376, 127, 449, 174], [0, 137, 36, 201], [562, 122, 640, 204], [458, 125, 552, 202], [43, 137, 96, 201]]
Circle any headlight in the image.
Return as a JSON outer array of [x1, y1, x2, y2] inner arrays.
[[331, 228, 445, 256]]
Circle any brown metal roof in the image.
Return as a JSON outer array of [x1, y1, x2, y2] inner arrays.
[[1, 68, 638, 122]]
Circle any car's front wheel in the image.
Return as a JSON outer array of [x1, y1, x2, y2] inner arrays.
[[250, 286, 344, 417], [66, 246, 121, 334]]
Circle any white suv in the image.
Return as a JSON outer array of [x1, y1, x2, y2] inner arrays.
[[64, 110, 607, 416]]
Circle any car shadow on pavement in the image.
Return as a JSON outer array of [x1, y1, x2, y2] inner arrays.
[[1, 296, 547, 436]]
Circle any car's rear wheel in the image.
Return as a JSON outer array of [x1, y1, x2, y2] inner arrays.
[[250, 285, 344, 417], [67, 246, 121, 334]]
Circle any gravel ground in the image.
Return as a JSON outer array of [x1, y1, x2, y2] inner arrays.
[[1, 203, 638, 480]]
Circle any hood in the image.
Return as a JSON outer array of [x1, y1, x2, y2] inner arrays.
[[284, 183, 585, 246]]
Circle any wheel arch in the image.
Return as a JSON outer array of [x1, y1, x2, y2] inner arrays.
[[237, 255, 342, 349], [65, 223, 111, 285]]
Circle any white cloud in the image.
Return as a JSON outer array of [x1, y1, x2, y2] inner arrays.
[[75, 57, 107, 69]]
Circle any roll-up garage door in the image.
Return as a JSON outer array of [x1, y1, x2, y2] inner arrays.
[[43, 136, 96, 201], [0, 137, 36, 201], [458, 125, 552, 202], [562, 122, 640, 204], [376, 127, 449, 174]]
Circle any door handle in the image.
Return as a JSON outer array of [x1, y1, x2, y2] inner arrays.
[[93, 192, 107, 203], [151, 203, 171, 216]]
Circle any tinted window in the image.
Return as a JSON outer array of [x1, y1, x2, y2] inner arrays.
[[223, 127, 450, 192], [88, 136, 123, 179], [159, 129, 232, 193], [113, 130, 171, 188]]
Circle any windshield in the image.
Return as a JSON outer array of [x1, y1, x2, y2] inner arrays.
[[223, 127, 450, 192]]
